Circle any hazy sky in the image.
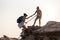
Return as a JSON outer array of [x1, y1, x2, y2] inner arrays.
[[0, 0, 60, 38]]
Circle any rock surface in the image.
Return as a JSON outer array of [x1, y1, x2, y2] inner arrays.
[[20, 21, 60, 40], [0, 21, 60, 40]]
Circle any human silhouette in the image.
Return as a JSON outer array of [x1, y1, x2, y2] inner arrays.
[[17, 13, 31, 31], [29, 6, 42, 26]]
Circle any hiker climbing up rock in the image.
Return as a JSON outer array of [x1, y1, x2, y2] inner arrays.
[[17, 13, 31, 31]]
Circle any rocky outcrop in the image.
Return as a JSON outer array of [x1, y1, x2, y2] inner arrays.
[[0, 21, 60, 40], [20, 26, 41, 40], [40, 21, 60, 32], [0, 35, 18, 40], [20, 21, 60, 40]]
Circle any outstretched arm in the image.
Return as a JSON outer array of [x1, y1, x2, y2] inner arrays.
[[26, 11, 36, 19]]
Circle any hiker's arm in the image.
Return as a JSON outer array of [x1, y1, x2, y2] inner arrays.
[[26, 13, 36, 19], [26, 11, 36, 19]]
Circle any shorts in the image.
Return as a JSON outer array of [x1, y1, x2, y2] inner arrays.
[[37, 16, 41, 19], [18, 22, 25, 28]]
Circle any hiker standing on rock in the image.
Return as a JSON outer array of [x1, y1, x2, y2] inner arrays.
[[33, 6, 42, 26], [29, 6, 42, 26], [17, 13, 30, 31]]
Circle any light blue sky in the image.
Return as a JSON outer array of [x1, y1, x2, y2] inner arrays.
[[0, 0, 60, 38]]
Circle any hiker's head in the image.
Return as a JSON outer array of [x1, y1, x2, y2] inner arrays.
[[36, 6, 39, 10], [24, 13, 28, 17]]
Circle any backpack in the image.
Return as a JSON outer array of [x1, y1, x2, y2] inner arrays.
[[17, 16, 23, 23]]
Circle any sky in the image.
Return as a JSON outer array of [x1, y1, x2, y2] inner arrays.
[[0, 0, 60, 38]]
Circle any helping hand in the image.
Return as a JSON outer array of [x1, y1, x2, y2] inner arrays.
[[25, 22, 27, 24]]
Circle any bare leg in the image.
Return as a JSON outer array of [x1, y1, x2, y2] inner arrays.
[[33, 17, 38, 26], [22, 26, 26, 31], [39, 18, 41, 26]]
